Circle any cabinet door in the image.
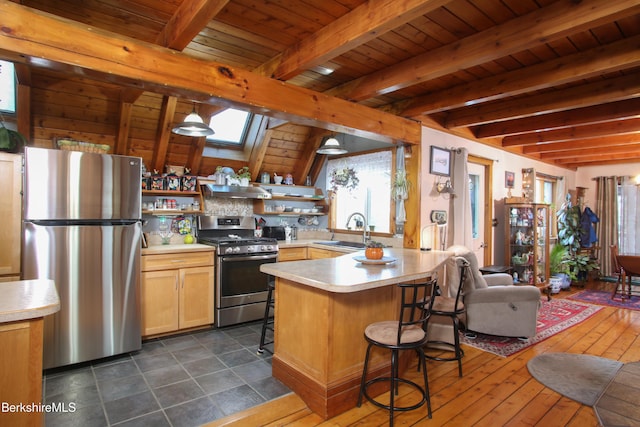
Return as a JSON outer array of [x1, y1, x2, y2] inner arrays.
[[308, 248, 341, 259], [141, 270, 180, 336], [0, 153, 21, 277], [179, 266, 214, 329]]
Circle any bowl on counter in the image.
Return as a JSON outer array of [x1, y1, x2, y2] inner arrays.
[[284, 206, 293, 212], [293, 208, 301, 213], [275, 205, 285, 212], [302, 208, 311, 213]]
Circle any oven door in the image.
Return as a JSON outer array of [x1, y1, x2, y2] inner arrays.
[[217, 253, 277, 309]]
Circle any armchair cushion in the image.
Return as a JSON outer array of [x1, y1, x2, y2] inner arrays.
[[445, 245, 541, 338], [483, 273, 513, 287]]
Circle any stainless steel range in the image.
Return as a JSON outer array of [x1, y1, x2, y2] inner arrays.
[[197, 216, 278, 327]]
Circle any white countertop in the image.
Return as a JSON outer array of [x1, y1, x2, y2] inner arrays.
[[261, 248, 451, 293], [142, 243, 215, 255], [0, 279, 60, 323]]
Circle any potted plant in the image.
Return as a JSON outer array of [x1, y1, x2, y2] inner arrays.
[[549, 244, 570, 292], [235, 166, 251, 186], [556, 194, 600, 285], [391, 169, 410, 200], [329, 166, 359, 193], [365, 240, 384, 260], [0, 114, 28, 153]]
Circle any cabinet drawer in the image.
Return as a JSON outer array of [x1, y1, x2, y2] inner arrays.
[[278, 247, 308, 261], [142, 251, 214, 271]]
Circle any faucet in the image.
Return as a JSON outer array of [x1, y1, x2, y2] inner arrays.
[[345, 212, 369, 244]]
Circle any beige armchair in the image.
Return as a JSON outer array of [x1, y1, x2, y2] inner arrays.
[[443, 245, 541, 338]]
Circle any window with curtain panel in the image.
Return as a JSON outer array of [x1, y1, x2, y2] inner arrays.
[[326, 150, 393, 234]]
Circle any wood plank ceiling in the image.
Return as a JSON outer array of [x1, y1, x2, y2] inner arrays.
[[2, 0, 640, 169]]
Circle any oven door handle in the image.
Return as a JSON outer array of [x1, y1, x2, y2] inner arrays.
[[220, 254, 278, 262]]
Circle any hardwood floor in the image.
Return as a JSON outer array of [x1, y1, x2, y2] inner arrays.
[[207, 281, 639, 426]]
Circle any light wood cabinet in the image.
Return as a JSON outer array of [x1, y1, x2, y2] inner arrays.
[[0, 153, 22, 280], [308, 247, 343, 259], [278, 247, 308, 261], [0, 319, 45, 427], [141, 251, 214, 337]]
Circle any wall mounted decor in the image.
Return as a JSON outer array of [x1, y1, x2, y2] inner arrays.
[[505, 171, 515, 189], [430, 146, 451, 177]]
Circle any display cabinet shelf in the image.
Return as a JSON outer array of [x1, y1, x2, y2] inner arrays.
[[505, 202, 549, 288]]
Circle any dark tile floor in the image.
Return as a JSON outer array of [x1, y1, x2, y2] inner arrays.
[[43, 321, 286, 427]]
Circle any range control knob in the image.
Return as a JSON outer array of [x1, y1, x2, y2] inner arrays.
[[232, 246, 241, 253], [224, 247, 234, 254]]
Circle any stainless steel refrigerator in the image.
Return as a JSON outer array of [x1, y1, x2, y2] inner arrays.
[[22, 147, 142, 369]]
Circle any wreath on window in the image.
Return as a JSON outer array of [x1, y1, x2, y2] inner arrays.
[[329, 166, 359, 193]]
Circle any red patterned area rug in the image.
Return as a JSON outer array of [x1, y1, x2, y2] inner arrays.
[[567, 289, 640, 311], [460, 299, 602, 357]]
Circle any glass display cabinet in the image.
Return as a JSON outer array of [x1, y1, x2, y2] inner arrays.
[[505, 202, 550, 291]]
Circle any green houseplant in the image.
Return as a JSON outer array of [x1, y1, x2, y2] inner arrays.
[[556, 194, 599, 284], [0, 114, 28, 153], [391, 169, 410, 201]]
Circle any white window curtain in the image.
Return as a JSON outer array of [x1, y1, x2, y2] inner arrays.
[[447, 147, 473, 249], [620, 176, 640, 255], [326, 151, 392, 233]]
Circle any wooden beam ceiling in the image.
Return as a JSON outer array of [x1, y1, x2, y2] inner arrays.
[[0, 1, 420, 145]]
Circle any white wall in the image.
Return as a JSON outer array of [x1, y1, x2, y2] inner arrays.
[[420, 126, 580, 263]]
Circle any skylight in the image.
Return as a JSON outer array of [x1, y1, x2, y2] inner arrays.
[[206, 108, 251, 145], [0, 60, 16, 114]]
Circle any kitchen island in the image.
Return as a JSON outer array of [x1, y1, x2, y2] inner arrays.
[[0, 280, 60, 427], [260, 248, 451, 419]]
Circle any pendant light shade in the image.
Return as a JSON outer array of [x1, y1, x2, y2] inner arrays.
[[172, 104, 215, 137], [317, 135, 347, 155]]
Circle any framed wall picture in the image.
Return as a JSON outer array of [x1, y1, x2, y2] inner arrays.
[[505, 171, 515, 188], [429, 146, 451, 177]]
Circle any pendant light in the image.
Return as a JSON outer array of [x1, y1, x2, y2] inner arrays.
[[317, 134, 347, 155], [172, 103, 214, 137]]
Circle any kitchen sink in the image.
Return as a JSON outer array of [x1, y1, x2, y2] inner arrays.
[[313, 240, 367, 249]]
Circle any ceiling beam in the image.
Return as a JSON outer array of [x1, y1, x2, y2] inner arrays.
[[398, 34, 640, 118], [254, 0, 449, 80], [556, 152, 640, 167], [474, 98, 640, 139], [0, 1, 420, 145], [447, 72, 640, 129], [326, 0, 640, 101], [523, 134, 640, 154], [502, 118, 640, 147], [155, 0, 228, 50], [539, 144, 640, 160], [152, 96, 178, 172]]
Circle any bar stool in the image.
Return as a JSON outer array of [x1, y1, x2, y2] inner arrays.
[[424, 257, 468, 377], [257, 280, 275, 354], [357, 278, 436, 426]]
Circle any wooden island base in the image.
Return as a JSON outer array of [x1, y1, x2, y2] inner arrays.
[[271, 277, 415, 419]]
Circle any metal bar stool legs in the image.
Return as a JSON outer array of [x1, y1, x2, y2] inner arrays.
[[257, 280, 275, 354], [357, 279, 436, 426], [425, 259, 468, 377]]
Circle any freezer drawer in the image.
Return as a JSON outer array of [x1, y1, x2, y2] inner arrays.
[[23, 222, 141, 369]]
